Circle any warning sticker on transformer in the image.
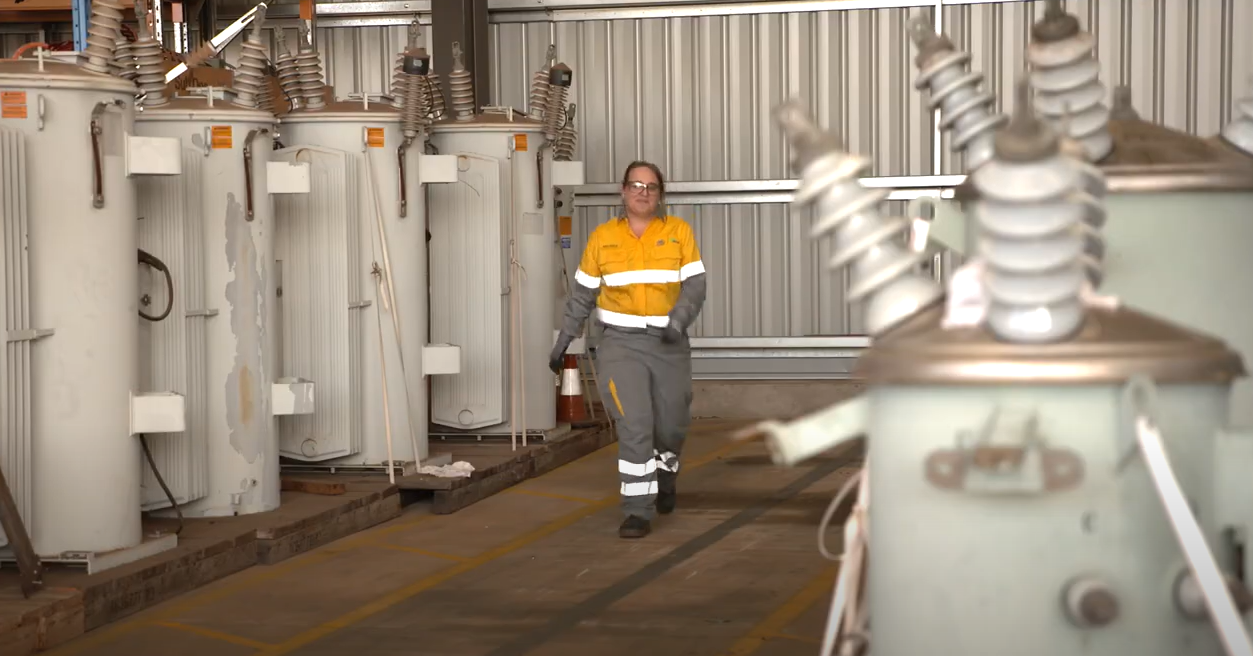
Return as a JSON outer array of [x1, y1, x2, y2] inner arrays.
[[514, 134, 528, 152], [1, 91, 27, 120], [210, 125, 233, 149], [366, 128, 386, 148]]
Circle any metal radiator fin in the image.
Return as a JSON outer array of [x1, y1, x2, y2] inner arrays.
[[428, 154, 504, 430], [136, 147, 209, 510], [0, 127, 31, 548], [273, 146, 363, 460]]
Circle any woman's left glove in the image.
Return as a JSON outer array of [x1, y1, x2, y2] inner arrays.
[[550, 332, 574, 374]]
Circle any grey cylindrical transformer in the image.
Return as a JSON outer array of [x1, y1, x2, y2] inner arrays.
[[855, 302, 1247, 656]]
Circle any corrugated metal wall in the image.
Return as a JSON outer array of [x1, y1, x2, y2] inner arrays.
[[8, 0, 1252, 337]]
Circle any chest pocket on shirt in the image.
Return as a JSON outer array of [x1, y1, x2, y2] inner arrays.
[[598, 245, 632, 275], [646, 242, 682, 270]]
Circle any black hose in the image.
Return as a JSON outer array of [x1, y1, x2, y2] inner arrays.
[[138, 248, 174, 322], [139, 434, 185, 536]]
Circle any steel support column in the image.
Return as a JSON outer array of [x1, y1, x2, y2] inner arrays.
[[72, 0, 91, 52], [432, 0, 491, 110]]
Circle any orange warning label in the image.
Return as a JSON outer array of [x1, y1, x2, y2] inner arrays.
[[1, 91, 27, 120], [366, 127, 386, 148], [514, 134, 529, 152], [210, 125, 233, 149], [558, 216, 573, 237]]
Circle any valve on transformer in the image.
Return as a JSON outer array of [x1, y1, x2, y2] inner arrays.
[[908, 14, 1007, 171], [972, 79, 1085, 344], [529, 44, 557, 121], [773, 100, 943, 336], [544, 63, 573, 142], [1027, 0, 1113, 163]]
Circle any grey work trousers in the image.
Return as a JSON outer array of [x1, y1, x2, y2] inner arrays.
[[595, 326, 694, 520]]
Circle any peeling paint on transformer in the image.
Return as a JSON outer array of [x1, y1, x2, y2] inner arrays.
[[224, 192, 268, 463]]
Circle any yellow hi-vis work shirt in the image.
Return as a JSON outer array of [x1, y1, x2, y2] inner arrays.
[[573, 216, 705, 329]]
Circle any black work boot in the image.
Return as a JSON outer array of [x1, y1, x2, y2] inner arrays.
[[657, 472, 677, 515], [619, 515, 651, 539]]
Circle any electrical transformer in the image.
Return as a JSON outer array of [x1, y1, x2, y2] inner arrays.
[[274, 96, 458, 472], [761, 83, 1253, 655], [923, 98, 1253, 428], [427, 113, 560, 437], [134, 91, 313, 517], [0, 53, 185, 564]]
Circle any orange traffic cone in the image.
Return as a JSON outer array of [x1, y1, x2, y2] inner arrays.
[[557, 354, 589, 425]]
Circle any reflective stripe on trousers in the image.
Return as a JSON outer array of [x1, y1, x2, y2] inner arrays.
[[596, 327, 694, 520]]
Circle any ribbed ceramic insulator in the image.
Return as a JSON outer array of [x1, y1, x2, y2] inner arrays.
[[132, 36, 169, 107], [909, 16, 1007, 171], [553, 103, 577, 161], [554, 119, 577, 161], [973, 82, 1087, 344], [79, 0, 126, 76], [295, 46, 326, 111], [275, 50, 301, 110], [401, 73, 427, 138], [426, 74, 447, 120], [1027, 0, 1113, 162], [448, 67, 475, 121], [391, 53, 407, 108], [234, 38, 269, 110], [528, 68, 551, 120], [111, 35, 136, 80], [1058, 136, 1107, 288], [543, 82, 568, 140], [774, 100, 943, 336]]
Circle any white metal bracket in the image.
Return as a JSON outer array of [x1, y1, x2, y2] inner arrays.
[[130, 391, 186, 435], [272, 378, 315, 416], [5, 329, 53, 343], [422, 344, 461, 376]]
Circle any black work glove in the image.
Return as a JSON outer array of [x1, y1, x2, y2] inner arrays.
[[661, 324, 682, 344], [550, 333, 574, 374]]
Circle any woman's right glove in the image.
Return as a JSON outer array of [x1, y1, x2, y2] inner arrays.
[[549, 332, 574, 374]]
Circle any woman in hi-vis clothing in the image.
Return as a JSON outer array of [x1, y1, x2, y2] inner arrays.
[[549, 161, 707, 539]]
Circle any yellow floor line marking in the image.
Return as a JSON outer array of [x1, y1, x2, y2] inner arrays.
[[50, 436, 746, 656], [759, 632, 821, 645], [47, 514, 440, 654], [253, 438, 750, 656], [505, 488, 599, 504], [722, 564, 840, 656], [153, 621, 275, 650], [374, 543, 470, 562]]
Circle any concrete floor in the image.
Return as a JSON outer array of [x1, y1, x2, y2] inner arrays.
[[44, 419, 859, 656]]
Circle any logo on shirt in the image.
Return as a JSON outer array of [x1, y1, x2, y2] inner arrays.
[[669, 238, 680, 244], [655, 240, 665, 247]]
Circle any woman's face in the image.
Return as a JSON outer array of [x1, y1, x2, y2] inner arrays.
[[621, 166, 660, 218]]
